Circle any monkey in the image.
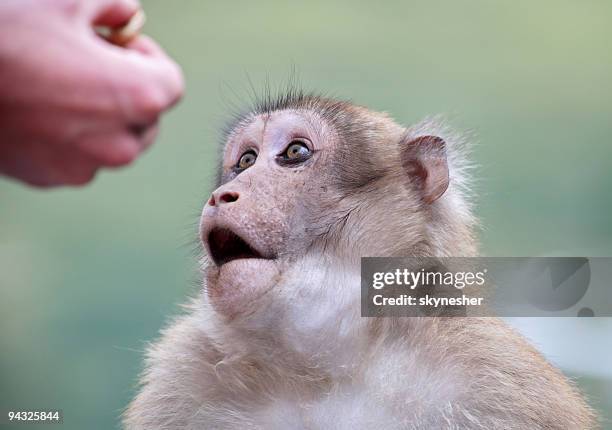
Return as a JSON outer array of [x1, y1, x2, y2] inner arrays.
[[123, 90, 597, 429]]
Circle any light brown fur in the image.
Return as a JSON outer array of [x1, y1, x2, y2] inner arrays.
[[124, 94, 597, 429]]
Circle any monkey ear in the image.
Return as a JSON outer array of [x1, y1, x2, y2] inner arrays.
[[400, 135, 449, 204]]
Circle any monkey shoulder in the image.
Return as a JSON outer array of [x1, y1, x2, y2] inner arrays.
[[125, 312, 597, 429], [376, 318, 598, 429], [123, 307, 228, 429]]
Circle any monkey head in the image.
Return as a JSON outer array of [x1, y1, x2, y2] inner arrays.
[[199, 94, 475, 318]]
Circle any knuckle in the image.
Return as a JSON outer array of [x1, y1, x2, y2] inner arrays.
[[130, 82, 168, 119], [128, 62, 184, 118], [167, 63, 185, 103]]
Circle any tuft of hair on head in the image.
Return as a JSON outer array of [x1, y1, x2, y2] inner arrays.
[[217, 80, 478, 254]]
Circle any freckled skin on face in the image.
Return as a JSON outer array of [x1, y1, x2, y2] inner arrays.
[[200, 110, 336, 316]]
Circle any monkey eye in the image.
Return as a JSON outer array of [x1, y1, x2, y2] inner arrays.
[[235, 150, 257, 172], [277, 140, 312, 166]]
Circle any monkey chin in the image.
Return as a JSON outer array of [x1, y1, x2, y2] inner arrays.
[[206, 258, 281, 318]]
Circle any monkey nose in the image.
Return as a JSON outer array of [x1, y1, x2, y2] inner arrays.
[[208, 191, 239, 207]]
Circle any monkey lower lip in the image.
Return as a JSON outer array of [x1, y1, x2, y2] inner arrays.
[[208, 228, 270, 266]]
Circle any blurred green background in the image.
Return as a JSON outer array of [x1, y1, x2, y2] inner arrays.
[[1, 0, 611, 428]]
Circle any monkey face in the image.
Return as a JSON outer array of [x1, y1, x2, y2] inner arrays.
[[200, 109, 337, 316], [200, 103, 456, 318]]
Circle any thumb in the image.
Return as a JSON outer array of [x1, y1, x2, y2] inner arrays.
[[85, 0, 141, 28]]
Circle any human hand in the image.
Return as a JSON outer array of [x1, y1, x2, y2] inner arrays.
[[0, 0, 184, 187]]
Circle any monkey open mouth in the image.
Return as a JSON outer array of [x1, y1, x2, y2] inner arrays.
[[207, 228, 271, 266]]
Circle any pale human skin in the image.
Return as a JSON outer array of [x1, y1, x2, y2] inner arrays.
[[124, 93, 597, 429], [0, 0, 184, 187]]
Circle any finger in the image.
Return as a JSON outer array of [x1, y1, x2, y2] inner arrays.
[[136, 121, 159, 151], [125, 35, 168, 58], [58, 161, 99, 187], [0, 141, 56, 188], [25, 150, 98, 188], [32, 142, 100, 187], [0, 139, 99, 187], [103, 46, 185, 123], [86, 0, 141, 27], [99, 9, 146, 46], [77, 131, 143, 168]]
